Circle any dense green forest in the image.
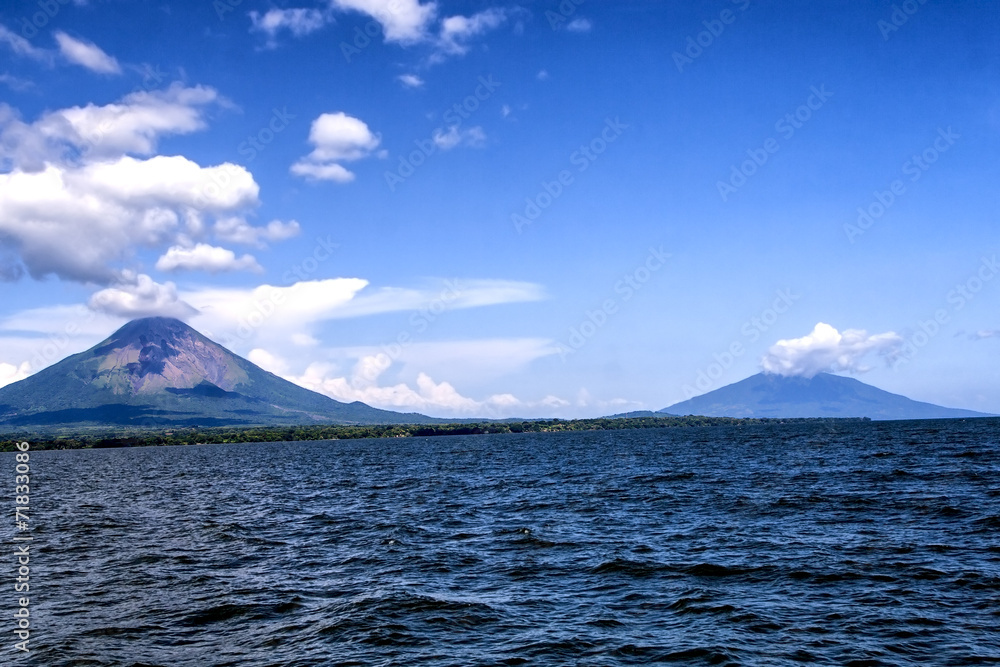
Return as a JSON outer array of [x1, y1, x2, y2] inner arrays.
[[0, 416, 868, 451]]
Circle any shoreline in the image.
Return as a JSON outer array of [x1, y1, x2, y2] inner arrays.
[[0, 415, 879, 451]]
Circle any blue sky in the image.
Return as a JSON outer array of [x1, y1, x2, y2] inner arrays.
[[0, 0, 998, 418]]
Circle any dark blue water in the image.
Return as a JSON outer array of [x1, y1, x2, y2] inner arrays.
[[5, 419, 1000, 666]]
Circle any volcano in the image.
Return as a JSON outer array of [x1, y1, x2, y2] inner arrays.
[[660, 372, 994, 420], [0, 317, 436, 428]]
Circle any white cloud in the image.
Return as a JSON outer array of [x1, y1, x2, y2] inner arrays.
[[250, 8, 329, 46], [0, 275, 551, 397], [432, 125, 486, 150], [1, 83, 222, 166], [326, 2, 510, 60], [291, 112, 381, 183], [181, 277, 544, 346], [0, 24, 49, 61], [760, 322, 904, 378], [288, 355, 521, 417], [155, 243, 262, 274], [0, 83, 272, 284], [275, 347, 635, 419], [329, 0, 437, 43], [303, 112, 381, 161], [247, 348, 289, 375], [290, 161, 355, 183], [566, 18, 592, 33], [214, 218, 301, 247], [291, 333, 319, 346], [88, 272, 198, 320], [0, 361, 31, 389], [301, 338, 560, 406], [329, 278, 545, 319], [438, 8, 507, 54], [54, 32, 121, 74], [501, 104, 511, 118], [185, 278, 371, 344], [0, 277, 543, 363], [536, 69, 549, 81], [0, 73, 33, 91], [398, 73, 424, 88], [0, 155, 259, 282], [970, 329, 1000, 340]]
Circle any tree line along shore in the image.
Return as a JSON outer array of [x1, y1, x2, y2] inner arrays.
[[0, 415, 870, 451]]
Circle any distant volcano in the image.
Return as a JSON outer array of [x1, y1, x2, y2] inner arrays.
[[0, 317, 435, 428], [661, 372, 993, 420]]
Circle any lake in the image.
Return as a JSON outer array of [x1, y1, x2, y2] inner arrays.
[[5, 418, 1000, 665]]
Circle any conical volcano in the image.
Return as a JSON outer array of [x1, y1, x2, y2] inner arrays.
[[0, 317, 434, 428], [660, 372, 993, 420]]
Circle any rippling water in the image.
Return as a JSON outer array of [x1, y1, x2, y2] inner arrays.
[[6, 418, 1000, 666]]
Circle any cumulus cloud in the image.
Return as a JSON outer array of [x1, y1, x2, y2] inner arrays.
[[88, 273, 198, 320], [250, 8, 329, 46], [247, 348, 289, 375], [329, 0, 437, 43], [291, 112, 381, 182], [760, 322, 904, 378], [289, 162, 355, 182], [0, 155, 259, 282], [432, 125, 486, 150], [54, 32, 121, 74], [155, 244, 262, 274], [565, 18, 592, 33], [438, 8, 507, 54], [1, 82, 222, 166], [324, 2, 509, 60], [272, 348, 632, 418], [288, 355, 520, 416], [0, 361, 31, 389], [214, 218, 301, 247], [397, 73, 424, 88], [0, 83, 293, 285]]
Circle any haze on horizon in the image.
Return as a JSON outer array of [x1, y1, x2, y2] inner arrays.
[[0, 0, 997, 419]]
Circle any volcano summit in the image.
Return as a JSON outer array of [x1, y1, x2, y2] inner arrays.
[[0, 317, 433, 428]]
